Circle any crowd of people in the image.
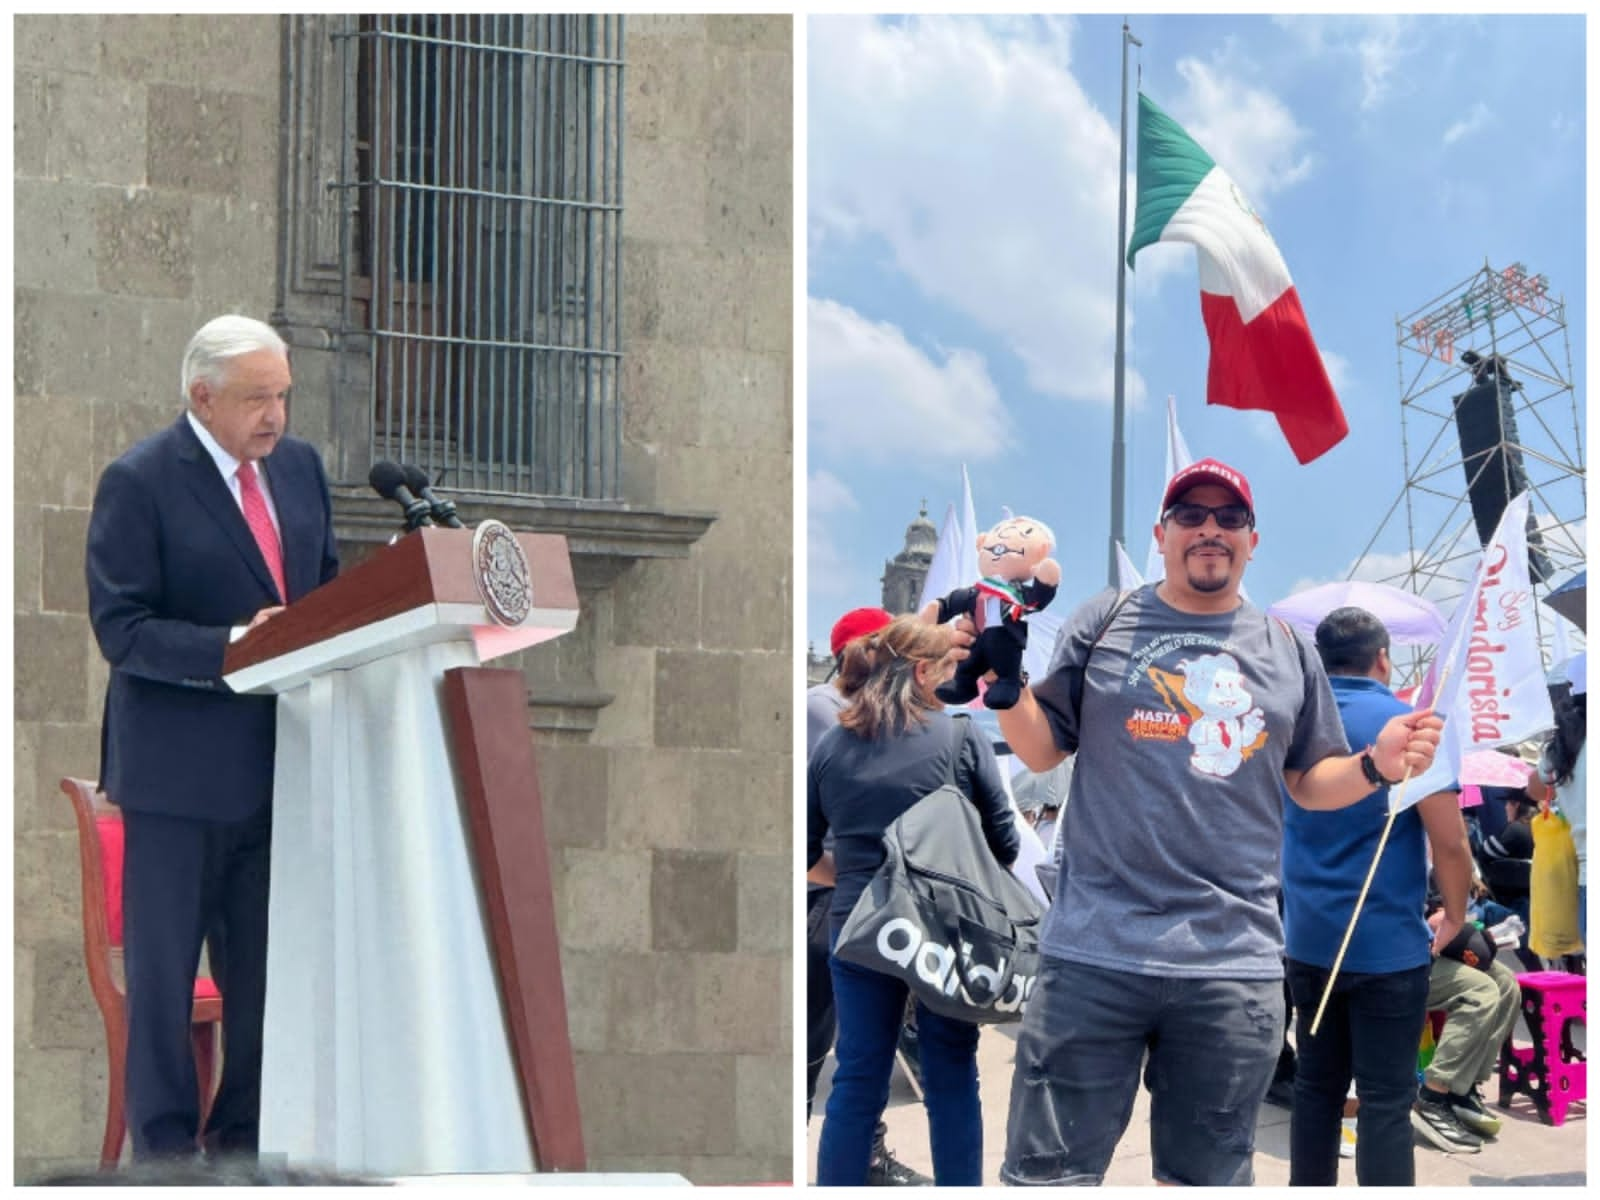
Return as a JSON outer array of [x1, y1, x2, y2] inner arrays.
[[805, 457, 1585, 1187]]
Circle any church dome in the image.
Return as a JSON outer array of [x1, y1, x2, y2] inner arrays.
[[900, 504, 937, 558]]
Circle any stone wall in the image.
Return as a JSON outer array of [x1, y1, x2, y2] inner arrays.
[[13, 13, 793, 1185]]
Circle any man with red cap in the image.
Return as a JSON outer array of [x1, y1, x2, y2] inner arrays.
[[985, 458, 1445, 1187], [805, 605, 929, 1185]]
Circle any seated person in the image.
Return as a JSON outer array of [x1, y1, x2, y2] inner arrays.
[[1476, 790, 1539, 970], [1414, 893, 1521, 1154]]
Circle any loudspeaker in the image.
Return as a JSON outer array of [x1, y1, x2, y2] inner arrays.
[[1451, 354, 1553, 583]]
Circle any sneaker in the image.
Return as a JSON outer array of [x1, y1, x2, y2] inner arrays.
[[1449, 1085, 1502, 1139], [1411, 1094, 1484, 1154], [867, 1123, 933, 1186]]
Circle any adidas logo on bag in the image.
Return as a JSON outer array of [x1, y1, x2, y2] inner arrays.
[[876, 917, 1036, 1013]]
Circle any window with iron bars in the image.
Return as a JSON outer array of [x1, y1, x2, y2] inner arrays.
[[334, 14, 624, 500]]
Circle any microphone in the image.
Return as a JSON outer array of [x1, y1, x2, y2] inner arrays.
[[400, 463, 466, 529], [368, 460, 434, 530]]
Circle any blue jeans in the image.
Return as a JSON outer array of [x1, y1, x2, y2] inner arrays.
[[1285, 959, 1430, 1187], [1003, 955, 1282, 1186], [817, 930, 983, 1185]]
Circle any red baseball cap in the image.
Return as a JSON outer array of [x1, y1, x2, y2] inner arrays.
[[1161, 457, 1254, 515], [830, 606, 893, 656]]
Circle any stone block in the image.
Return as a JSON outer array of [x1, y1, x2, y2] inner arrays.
[[590, 643, 655, 749], [556, 949, 612, 1054], [688, 751, 789, 852], [15, 290, 44, 397], [697, 346, 789, 451], [610, 557, 701, 650], [622, 337, 700, 449], [17, 502, 42, 614], [84, 634, 111, 723], [603, 951, 696, 1053], [627, 15, 709, 42], [691, 952, 787, 1053], [654, 649, 740, 749], [15, 15, 104, 73], [744, 50, 793, 159], [651, 849, 737, 952], [16, 70, 48, 177], [625, 138, 710, 248], [558, 848, 651, 951], [15, 614, 92, 723], [574, 1051, 735, 1159], [32, 940, 103, 1051], [16, 940, 35, 1049], [621, 240, 663, 342], [652, 246, 747, 351], [736, 1053, 792, 1156], [29, 723, 101, 834], [118, 299, 205, 411], [739, 651, 791, 756], [687, 446, 790, 554], [101, 16, 281, 98], [607, 746, 695, 850], [147, 85, 242, 196], [706, 15, 791, 52], [45, 73, 147, 186], [13, 1046, 94, 1159], [92, 397, 185, 480], [736, 853, 790, 955], [741, 248, 792, 355], [534, 741, 609, 851], [697, 550, 789, 655], [16, 832, 85, 948], [41, 507, 92, 615], [705, 150, 790, 252], [233, 90, 281, 204], [626, 41, 708, 145], [15, 393, 95, 509], [191, 196, 278, 312], [95, 187, 193, 299]]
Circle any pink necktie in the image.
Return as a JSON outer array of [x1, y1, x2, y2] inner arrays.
[[238, 462, 287, 602]]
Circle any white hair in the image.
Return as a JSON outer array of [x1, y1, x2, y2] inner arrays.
[[181, 315, 287, 401]]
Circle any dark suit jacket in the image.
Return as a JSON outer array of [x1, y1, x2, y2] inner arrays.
[[87, 415, 340, 822]]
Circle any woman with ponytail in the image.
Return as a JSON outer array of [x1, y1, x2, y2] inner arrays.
[[807, 615, 1019, 1186]]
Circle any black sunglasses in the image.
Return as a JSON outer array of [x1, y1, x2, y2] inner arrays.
[[1163, 502, 1254, 531]]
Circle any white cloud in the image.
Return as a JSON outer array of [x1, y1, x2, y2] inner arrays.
[[1170, 58, 1314, 208], [808, 15, 1156, 407], [808, 297, 1010, 462], [1270, 16, 1418, 112], [807, 469, 870, 620], [1355, 18, 1410, 110], [1442, 101, 1491, 147]]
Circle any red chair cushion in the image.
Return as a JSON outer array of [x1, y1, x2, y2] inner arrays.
[[194, 976, 221, 1002], [96, 814, 125, 947]]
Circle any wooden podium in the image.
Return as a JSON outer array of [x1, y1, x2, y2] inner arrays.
[[223, 526, 584, 1178]]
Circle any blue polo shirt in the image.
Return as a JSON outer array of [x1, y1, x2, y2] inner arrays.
[[1282, 675, 1434, 973]]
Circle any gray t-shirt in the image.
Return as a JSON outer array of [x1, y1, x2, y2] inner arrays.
[[806, 682, 847, 757], [1032, 584, 1348, 979]]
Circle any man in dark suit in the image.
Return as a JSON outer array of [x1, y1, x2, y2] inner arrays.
[[86, 314, 340, 1159]]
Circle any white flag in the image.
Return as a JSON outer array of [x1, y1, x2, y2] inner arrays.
[[1399, 492, 1553, 811], [1115, 541, 1146, 591], [959, 463, 980, 584], [1144, 396, 1194, 584], [918, 502, 964, 612]]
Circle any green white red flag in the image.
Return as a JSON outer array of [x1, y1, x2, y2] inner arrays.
[[1126, 93, 1348, 465]]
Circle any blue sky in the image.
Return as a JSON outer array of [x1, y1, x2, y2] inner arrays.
[[805, 14, 1587, 658]]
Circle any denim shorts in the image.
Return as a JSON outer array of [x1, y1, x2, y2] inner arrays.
[[1001, 954, 1283, 1186]]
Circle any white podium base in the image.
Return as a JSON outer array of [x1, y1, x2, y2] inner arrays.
[[260, 641, 535, 1175]]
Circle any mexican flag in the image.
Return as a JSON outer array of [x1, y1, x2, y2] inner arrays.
[[1126, 93, 1348, 465]]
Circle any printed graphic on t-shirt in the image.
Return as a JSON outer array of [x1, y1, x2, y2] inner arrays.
[[1123, 643, 1268, 778]]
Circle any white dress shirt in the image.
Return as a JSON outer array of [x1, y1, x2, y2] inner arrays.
[[186, 409, 282, 537]]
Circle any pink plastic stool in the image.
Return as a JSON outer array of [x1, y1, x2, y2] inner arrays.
[[1497, 970, 1586, 1126]]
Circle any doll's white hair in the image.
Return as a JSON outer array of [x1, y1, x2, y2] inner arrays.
[[181, 315, 287, 402], [989, 515, 1056, 554]]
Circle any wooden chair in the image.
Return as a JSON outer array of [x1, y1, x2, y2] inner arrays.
[[60, 777, 223, 1167]]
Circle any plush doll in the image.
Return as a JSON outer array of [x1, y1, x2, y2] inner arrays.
[[922, 516, 1060, 710]]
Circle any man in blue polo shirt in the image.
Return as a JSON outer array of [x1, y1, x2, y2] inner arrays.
[[1282, 607, 1475, 1183]]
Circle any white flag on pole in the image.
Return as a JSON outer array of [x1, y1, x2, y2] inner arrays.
[[1115, 541, 1145, 591], [1399, 492, 1553, 810], [1145, 396, 1194, 584], [918, 502, 964, 612], [959, 464, 980, 584]]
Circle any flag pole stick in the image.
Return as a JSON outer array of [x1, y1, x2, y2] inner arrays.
[[1108, 19, 1140, 587], [1308, 669, 1452, 1037]]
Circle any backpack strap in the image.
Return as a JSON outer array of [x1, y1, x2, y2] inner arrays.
[[1073, 588, 1136, 727], [944, 712, 969, 789]]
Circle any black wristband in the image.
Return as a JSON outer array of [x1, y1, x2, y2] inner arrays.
[[1360, 746, 1400, 788]]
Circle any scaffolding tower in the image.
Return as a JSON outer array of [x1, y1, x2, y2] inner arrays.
[[1354, 262, 1586, 685]]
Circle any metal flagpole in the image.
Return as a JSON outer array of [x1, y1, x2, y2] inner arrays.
[[1109, 19, 1141, 586]]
